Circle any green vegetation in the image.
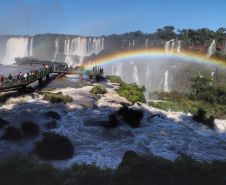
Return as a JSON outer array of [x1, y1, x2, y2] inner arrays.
[[0, 152, 225, 185], [35, 132, 74, 160], [149, 76, 226, 118], [1, 126, 22, 140], [0, 154, 65, 185], [90, 85, 107, 94], [21, 121, 40, 136], [117, 106, 143, 128], [43, 93, 73, 104], [117, 83, 146, 103], [105, 75, 124, 85]]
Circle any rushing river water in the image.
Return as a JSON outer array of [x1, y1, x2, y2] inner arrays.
[[0, 66, 225, 169]]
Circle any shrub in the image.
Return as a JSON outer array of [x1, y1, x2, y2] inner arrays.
[[21, 121, 39, 136], [43, 93, 73, 104], [35, 132, 74, 160], [117, 106, 143, 128], [0, 154, 65, 185], [105, 75, 123, 85], [90, 85, 107, 94], [1, 126, 22, 140], [193, 108, 215, 129], [117, 83, 146, 103]]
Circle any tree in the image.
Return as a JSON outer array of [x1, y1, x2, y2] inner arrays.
[[191, 76, 212, 94]]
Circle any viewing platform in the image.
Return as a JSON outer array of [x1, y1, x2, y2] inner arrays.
[[0, 66, 104, 92]]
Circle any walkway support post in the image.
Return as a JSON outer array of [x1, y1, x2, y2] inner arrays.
[[96, 75, 100, 82], [46, 74, 49, 80], [89, 75, 93, 84], [79, 74, 83, 81], [39, 78, 43, 86]]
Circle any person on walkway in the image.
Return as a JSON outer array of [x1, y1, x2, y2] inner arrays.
[[8, 74, 12, 80], [17, 73, 21, 84], [24, 72, 27, 80], [0, 75, 3, 87]]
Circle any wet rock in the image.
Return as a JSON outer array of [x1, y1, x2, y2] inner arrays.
[[102, 127, 133, 140], [46, 120, 58, 129], [84, 119, 109, 127], [46, 111, 61, 120], [0, 118, 10, 129], [117, 151, 139, 170]]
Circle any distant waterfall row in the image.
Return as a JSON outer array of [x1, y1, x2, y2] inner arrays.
[[164, 39, 181, 53]]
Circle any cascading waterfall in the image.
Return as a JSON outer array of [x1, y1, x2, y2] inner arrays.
[[112, 64, 115, 75], [133, 40, 135, 46], [207, 40, 216, 58], [133, 66, 139, 85], [164, 41, 170, 53], [177, 40, 181, 53], [1, 37, 29, 65], [145, 63, 151, 88], [145, 39, 148, 48], [52, 37, 60, 62], [30, 38, 33, 56], [165, 39, 180, 53], [164, 70, 170, 92], [64, 37, 104, 65], [170, 39, 175, 53], [128, 40, 131, 48], [115, 63, 122, 76]]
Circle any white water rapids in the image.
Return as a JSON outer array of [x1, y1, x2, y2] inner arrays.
[[0, 82, 225, 169]]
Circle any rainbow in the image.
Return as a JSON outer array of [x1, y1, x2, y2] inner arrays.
[[84, 49, 226, 69]]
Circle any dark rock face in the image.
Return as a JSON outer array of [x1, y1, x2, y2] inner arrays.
[[46, 120, 58, 129], [0, 118, 10, 129], [117, 151, 139, 170], [46, 111, 61, 120]]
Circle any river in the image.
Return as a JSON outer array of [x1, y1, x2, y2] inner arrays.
[[0, 66, 225, 169]]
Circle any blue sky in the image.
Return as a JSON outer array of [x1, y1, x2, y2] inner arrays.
[[0, 0, 225, 36]]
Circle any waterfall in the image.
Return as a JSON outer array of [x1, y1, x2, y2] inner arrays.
[[207, 40, 216, 57], [177, 40, 181, 53], [1, 37, 29, 65], [133, 40, 135, 46], [170, 39, 175, 53], [30, 38, 33, 56], [164, 71, 170, 92], [133, 66, 139, 85], [64, 37, 103, 65], [112, 64, 115, 75], [115, 63, 122, 76], [145, 63, 151, 88], [164, 41, 170, 53], [52, 37, 59, 62], [128, 40, 131, 48], [145, 39, 148, 48]]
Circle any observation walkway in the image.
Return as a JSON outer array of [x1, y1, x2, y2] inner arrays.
[[0, 67, 103, 92]]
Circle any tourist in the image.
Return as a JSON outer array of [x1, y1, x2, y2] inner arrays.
[[17, 73, 20, 83], [0, 75, 4, 87], [24, 72, 27, 80], [8, 74, 12, 80]]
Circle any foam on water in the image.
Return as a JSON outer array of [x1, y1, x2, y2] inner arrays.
[[0, 86, 225, 169]]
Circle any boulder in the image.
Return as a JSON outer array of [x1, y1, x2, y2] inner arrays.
[[46, 120, 58, 129], [0, 118, 10, 129], [117, 151, 139, 170], [46, 111, 61, 120]]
